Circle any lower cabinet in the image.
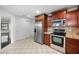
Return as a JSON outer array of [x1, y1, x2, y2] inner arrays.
[[66, 38, 79, 54], [44, 34, 50, 46]]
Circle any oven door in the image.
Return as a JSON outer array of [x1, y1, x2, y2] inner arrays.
[[51, 35, 64, 47]]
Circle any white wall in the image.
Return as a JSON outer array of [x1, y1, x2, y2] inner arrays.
[[0, 15, 1, 50], [13, 16, 34, 41], [0, 8, 34, 49], [0, 8, 15, 49]]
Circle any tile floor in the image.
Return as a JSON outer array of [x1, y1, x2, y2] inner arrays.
[[0, 37, 62, 54]]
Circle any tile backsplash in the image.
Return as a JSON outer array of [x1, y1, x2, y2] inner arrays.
[[48, 26, 79, 39], [65, 27, 79, 39]]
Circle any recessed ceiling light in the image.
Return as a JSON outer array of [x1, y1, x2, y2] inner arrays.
[[36, 10, 41, 14]]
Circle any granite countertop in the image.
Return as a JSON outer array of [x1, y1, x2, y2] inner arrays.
[[44, 32, 51, 34], [65, 26, 79, 40], [45, 27, 79, 40], [66, 35, 79, 40], [44, 32, 79, 40]]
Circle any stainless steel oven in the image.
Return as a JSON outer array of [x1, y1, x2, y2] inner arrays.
[[51, 35, 65, 48], [52, 35, 64, 47], [51, 29, 66, 53]]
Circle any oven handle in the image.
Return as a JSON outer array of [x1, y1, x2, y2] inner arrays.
[[51, 34, 65, 38]]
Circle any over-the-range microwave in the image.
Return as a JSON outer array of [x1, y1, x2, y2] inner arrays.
[[52, 19, 65, 27]]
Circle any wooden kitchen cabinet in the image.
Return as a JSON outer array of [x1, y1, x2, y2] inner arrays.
[[35, 14, 44, 22], [65, 11, 78, 26], [44, 34, 50, 46], [77, 11, 79, 26], [66, 37, 79, 54], [52, 10, 66, 20], [47, 16, 52, 27]]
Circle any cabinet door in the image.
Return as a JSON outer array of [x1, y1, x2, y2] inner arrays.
[[52, 11, 66, 20], [77, 11, 79, 26], [66, 11, 78, 26], [44, 34, 50, 46], [66, 38, 79, 54], [56, 11, 66, 19], [35, 15, 44, 22], [47, 16, 52, 27], [53, 14, 58, 20]]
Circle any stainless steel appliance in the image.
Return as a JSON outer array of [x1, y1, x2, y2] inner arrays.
[[51, 29, 66, 53], [34, 22, 43, 44], [52, 19, 65, 27], [51, 19, 66, 53]]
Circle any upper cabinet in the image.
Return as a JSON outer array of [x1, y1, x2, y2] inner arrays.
[[66, 6, 79, 26], [35, 14, 44, 22], [51, 6, 79, 26], [52, 10, 66, 20], [65, 11, 78, 26]]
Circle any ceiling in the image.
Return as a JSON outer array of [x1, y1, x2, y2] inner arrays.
[[0, 5, 74, 19]]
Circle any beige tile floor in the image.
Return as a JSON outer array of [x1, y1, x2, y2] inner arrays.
[[0, 37, 62, 54]]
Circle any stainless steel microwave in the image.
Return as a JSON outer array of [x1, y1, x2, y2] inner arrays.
[[52, 19, 65, 27]]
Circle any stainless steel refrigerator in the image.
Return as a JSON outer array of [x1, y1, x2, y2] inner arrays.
[[34, 22, 43, 44]]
